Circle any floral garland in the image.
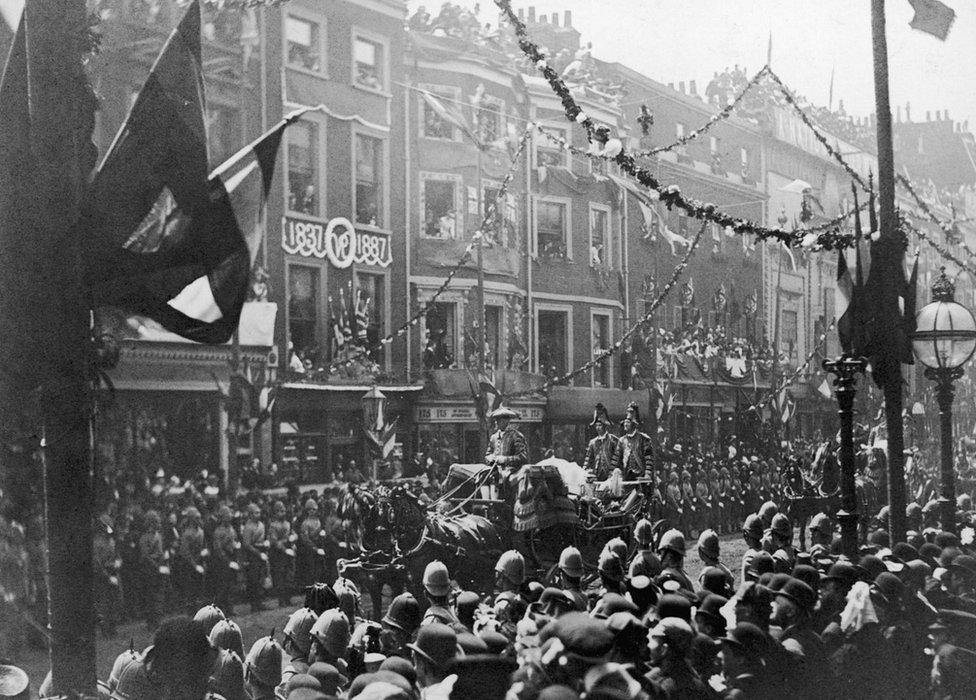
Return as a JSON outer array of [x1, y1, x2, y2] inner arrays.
[[765, 69, 872, 195], [323, 128, 533, 373], [628, 66, 770, 158], [536, 125, 867, 238], [495, 0, 854, 251], [503, 220, 707, 400], [897, 172, 976, 261], [902, 216, 976, 277], [746, 320, 835, 414]]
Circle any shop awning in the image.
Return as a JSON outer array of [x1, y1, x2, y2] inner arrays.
[[281, 382, 425, 392]]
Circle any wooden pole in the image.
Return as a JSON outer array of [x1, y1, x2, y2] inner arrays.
[[870, 0, 908, 541], [25, 0, 97, 692]]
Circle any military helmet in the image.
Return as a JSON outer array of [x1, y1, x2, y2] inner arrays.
[[495, 550, 526, 587], [209, 619, 244, 660], [558, 546, 584, 578], [423, 560, 451, 597], [193, 604, 226, 636], [310, 609, 351, 658], [112, 659, 156, 700], [283, 607, 318, 657], [598, 550, 625, 582], [770, 513, 792, 539], [697, 529, 719, 560], [382, 592, 422, 633], [758, 501, 778, 524], [209, 648, 245, 700], [809, 512, 832, 533], [304, 498, 318, 512], [108, 648, 141, 691], [742, 513, 763, 541], [633, 519, 655, 547], [658, 528, 686, 557], [244, 635, 282, 689], [604, 537, 628, 563]]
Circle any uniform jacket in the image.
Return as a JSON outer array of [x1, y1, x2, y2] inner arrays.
[[611, 430, 654, 479], [583, 433, 620, 479], [485, 426, 528, 469]]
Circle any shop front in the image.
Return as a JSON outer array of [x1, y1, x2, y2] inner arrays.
[[275, 382, 422, 485]]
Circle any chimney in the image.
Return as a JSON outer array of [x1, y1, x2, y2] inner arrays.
[[539, 14, 547, 23], [527, 6, 535, 22], [518, 8, 524, 20], [678, 81, 685, 94], [551, 12, 558, 26], [689, 80, 697, 96], [965, 120, 970, 132], [564, 10, 572, 27], [905, 102, 911, 122], [926, 110, 931, 121], [945, 109, 950, 120], [896, 105, 901, 123], [667, 82, 674, 90]]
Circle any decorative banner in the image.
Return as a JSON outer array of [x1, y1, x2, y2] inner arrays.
[[282, 215, 392, 268]]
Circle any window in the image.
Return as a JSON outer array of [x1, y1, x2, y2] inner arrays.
[[537, 309, 569, 379], [709, 136, 719, 154], [475, 95, 502, 145], [485, 305, 502, 370], [355, 272, 386, 364], [286, 15, 321, 72], [287, 120, 320, 216], [780, 309, 798, 361], [288, 265, 320, 367], [353, 36, 385, 91], [589, 206, 610, 267], [207, 104, 239, 168], [422, 177, 460, 238], [355, 134, 384, 227], [592, 313, 611, 387], [536, 126, 568, 168], [918, 135, 924, 154], [536, 199, 570, 259], [421, 86, 459, 140], [482, 183, 515, 248], [424, 302, 457, 369], [740, 147, 750, 178], [676, 122, 686, 139]]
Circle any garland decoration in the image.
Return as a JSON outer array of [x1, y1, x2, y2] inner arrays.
[[323, 127, 533, 373], [503, 220, 708, 399], [902, 216, 976, 277], [536, 126, 868, 238], [746, 320, 835, 414], [897, 172, 976, 261], [495, 0, 854, 251], [628, 66, 770, 158]]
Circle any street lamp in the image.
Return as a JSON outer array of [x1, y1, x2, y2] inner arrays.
[[912, 268, 976, 533], [362, 386, 387, 481]]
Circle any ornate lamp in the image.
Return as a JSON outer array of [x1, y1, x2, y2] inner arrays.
[[912, 268, 976, 532], [362, 385, 386, 433]]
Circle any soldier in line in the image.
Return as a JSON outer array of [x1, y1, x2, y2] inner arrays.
[[241, 502, 269, 613], [210, 504, 239, 615], [267, 500, 296, 608]]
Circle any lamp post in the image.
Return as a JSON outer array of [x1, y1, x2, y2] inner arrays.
[[362, 386, 387, 482], [822, 355, 868, 559], [912, 268, 976, 534]]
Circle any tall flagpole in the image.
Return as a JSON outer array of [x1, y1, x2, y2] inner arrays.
[[26, 0, 98, 692], [870, 0, 907, 542]]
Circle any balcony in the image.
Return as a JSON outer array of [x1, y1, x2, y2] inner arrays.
[[416, 237, 522, 278]]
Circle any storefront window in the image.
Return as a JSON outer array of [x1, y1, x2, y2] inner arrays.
[[424, 302, 456, 369]]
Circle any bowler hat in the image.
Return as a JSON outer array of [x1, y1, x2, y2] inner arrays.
[[407, 623, 458, 669]]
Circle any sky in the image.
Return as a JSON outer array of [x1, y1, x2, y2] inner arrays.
[[409, 0, 976, 130]]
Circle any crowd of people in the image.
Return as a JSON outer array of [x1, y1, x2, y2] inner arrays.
[[8, 479, 976, 698]]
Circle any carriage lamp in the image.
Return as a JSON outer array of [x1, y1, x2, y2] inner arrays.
[[913, 268, 976, 533]]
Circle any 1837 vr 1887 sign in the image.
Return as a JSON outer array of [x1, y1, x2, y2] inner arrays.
[[282, 215, 393, 268]]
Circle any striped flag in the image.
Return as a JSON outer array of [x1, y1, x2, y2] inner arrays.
[[835, 247, 855, 354]]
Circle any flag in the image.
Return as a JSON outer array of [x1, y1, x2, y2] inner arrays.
[[419, 89, 480, 145], [900, 252, 919, 364], [781, 241, 797, 271], [328, 295, 346, 357], [827, 66, 835, 111], [0, 0, 20, 32], [817, 377, 832, 399], [781, 399, 794, 424], [908, 0, 956, 40], [662, 225, 691, 256], [835, 247, 855, 353], [91, 109, 298, 344]]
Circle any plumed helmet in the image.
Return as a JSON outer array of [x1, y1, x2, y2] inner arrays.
[[108, 648, 141, 691], [625, 401, 642, 426], [697, 529, 720, 560], [558, 546, 584, 578], [597, 550, 625, 582], [658, 528, 686, 557], [758, 501, 778, 524], [590, 403, 612, 427], [382, 593, 421, 634], [634, 519, 655, 547], [310, 609, 351, 658], [495, 550, 526, 586], [770, 513, 792, 539], [209, 619, 244, 660], [193, 604, 226, 636], [244, 635, 282, 689], [283, 607, 318, 658], [423, 560, 451, 597], [742, 513, 763, 541], [208, 649, 245, 700]]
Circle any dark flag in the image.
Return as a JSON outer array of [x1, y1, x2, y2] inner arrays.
[[835, 247, 855, 354], [908, 0, 956, 40], [900, 253, 919, 364]]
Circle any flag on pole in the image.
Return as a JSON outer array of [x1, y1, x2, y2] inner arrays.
[[419, 89, 480, 145], [817, 377, 832, 399], [900, 252, 920, 363], [908, 0, 956, 40], [835, 247, 856, 353], [766, 31, 773, 67]]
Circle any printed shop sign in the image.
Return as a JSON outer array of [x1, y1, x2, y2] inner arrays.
[[282, 216, 393, 268]]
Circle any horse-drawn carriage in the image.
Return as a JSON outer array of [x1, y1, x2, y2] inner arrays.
[[337, 457, 651, 613]]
